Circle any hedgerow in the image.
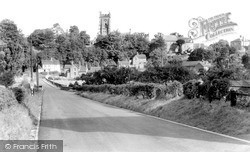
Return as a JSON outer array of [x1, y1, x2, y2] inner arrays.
[[76, 81, 183, 100]]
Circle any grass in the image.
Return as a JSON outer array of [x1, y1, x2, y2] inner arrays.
[[77, 91, 250, 139], [0, 87, 33, 140], [0, 77, 44, 140]]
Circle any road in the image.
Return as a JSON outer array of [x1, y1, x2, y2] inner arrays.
[[38, 80, 250, 152]]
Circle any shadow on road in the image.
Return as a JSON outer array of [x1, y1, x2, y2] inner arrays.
[[40, 116, 249, 145]]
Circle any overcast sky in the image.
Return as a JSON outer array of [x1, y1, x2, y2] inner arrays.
[[0, 0, 249, 40]]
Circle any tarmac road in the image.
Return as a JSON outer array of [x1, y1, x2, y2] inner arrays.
[[38, 80, 250, 152]]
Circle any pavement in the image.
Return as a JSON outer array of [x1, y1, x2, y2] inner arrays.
[[38, 80, 250, 152]]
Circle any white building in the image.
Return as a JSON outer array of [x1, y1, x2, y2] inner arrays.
[[42, 58, 61, 73], [131, 54, 147, 71]]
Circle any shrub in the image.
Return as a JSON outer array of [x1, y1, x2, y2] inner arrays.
[[208, 79, 230, 100], [137, 65, 197, 84], [165, 81, 183, 98], [78, 81, 183, 100], [11, 87, 26, 104], [183, 80, 199, 99], [68, 83, 74, 88], [0, 71, 15, 88]]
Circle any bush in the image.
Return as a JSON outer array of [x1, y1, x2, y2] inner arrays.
[[78, 81, 183, 100], [165, 81, 183, 98], [11, 87, 26, 104], [183, 80, 199, 99], [137, 65, 197, 84], [0, 71, 15, 88], [208, 79, 230, 101], [68, 83, 74, 88]]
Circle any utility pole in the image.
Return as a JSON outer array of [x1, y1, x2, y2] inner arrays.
[[36, 61, 39, 90], [30, 43, 33, 81]]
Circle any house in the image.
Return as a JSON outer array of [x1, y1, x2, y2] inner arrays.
[[229, 80, 250, 94], [63, 62, 79, 79], [42, 58, 61, 73], [78, 64, 88, 76], [62, 61, 102, 79], [163, 35, 178, 54], [182, 61, 212, 73], [118, 60, 130, 68], [131, 54, 147, 71]]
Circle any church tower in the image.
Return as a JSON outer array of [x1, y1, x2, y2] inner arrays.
[[99, 12, 111, 36]]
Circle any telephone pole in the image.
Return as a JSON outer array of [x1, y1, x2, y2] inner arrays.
[[30, 43, 33, 80]]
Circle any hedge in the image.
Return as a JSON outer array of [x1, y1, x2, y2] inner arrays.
[[76, 81, 183, 100]]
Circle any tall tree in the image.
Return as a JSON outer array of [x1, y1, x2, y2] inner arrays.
[[0, 19, 28, 74], [94, 31, 123, 64]]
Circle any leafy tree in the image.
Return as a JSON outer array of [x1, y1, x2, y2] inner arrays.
[[94, 31, 124, 64], [149, 33, 166, 52], [51, 23, 64, 35], [188, 48, 215, 61], [0, 71, 14, 87], [79, 31, 90, 45], [175, 39, 185, 55], [133, 33, 150, 58], [121, 33, 137, 60], [0, 19, 28, 74], [242, 54, 250, 69]]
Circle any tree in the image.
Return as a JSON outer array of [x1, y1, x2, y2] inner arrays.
[[0, 19, 28, 74], [121, 33, 137, 60], [0, 71, 14, 87], [188, 48, 215, 61], [94, 31, 124, 64], [242, 54, 250, 69], [54, 26, 90, 65], [147, 48, 163, 67], [175, 39, 185, 55], [51, 23, 64, 36], [133, 33, 150, 58], [79, 31, 90, 45], [149, 33, 166, 52]]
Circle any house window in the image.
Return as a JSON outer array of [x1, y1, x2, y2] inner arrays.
[[74, 72, 76, 76], [74, 68, 76, 71]]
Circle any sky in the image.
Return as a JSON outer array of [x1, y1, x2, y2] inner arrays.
[[0, 0, 249, 40]]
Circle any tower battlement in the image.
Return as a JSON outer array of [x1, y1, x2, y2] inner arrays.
[[99, 12, 111, 36]]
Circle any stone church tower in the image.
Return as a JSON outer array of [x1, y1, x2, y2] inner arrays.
[[99, 12, 111, 36]]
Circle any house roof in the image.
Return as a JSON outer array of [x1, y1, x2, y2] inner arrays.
[[182, 61, 212, 67], [135, 54, 146, 60], [118, 60, 130, 66], [170, 55, 189, 61], [42, 58, 60, 65], [231, 38, 241, 42], [88, 66, 101, 73], [182, 61, 201, 67], [64, 63, 78, 69], [64, 64, 71, 69], [230, 80, 250, 88]]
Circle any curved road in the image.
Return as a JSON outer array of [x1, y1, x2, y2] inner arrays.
[[38, 80, 250, 152]]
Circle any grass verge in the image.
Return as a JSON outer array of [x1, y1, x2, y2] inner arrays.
[[0, 87, 33, 140], [77, 91, 250, 140]]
